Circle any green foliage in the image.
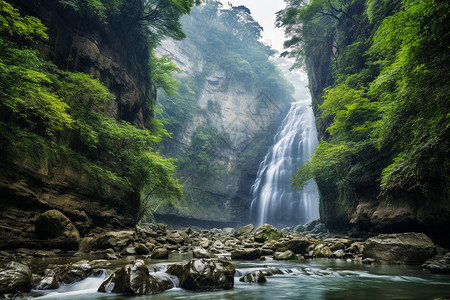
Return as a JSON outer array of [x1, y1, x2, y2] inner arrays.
[[0, 1, 184, 220], [0, 1, 48, 42], [179, 123, 229, 180], [282, 0, 450, 209]]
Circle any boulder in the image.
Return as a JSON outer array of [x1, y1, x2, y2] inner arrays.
[[275, 236, 311, 254], [421, 253, 450, 273], [330, 249, 346, 259], [231, 248, 261, 260], [61, 260, 110, 284], [363, 233, 436, 264], [346, 242, 364, 253], [199, 238, 212, 248], [254, 224, 283, 243], [79, 237, 95, 253], [151, 248, 169, 259], [93, 231, 135, 252], [179, 259, 235, 290], [314, 245, 332, 258], [166, 232, 185, 245], [98, 260, 172, 295], [35, 269, 59, 290], [212, 240, 224, 250], [34, 210, 80, 251], [274, 250, 298, 260], [0, 262, 32, 294], [193, 247, 214, 259], [166, 264, 184, 278], [233, 224, 254, 238], [239, 270, 266, 283]]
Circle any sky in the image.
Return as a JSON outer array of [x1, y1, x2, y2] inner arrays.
[[221, 0, 287, 53], [219, 0, 309, 97]]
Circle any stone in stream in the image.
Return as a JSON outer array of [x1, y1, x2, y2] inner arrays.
[[178, 258, 235, 290], [274, 250, 299, 260], [421, 253, 450, 273], [98, 259, 173, 295], [34, 209, 80, 251], [254, 224, 283, 243], [60, 259, 110, 284], [35, 269, 59, 290], [239, 270, 266, 283], [363, 232, 436, 264], [0, 262, 32, 294], [151, 248, 169, 259]]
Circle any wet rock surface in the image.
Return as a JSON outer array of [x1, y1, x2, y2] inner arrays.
[[422, 252, 450, 273], [239, 270, 266, 283], [0, 222, 448, 298], [254, 224, 283, 243], [98, 259, 172, 295], [0, 262, 32, 295], [178, 258, 235, 290], [363, 233, 436, 264]]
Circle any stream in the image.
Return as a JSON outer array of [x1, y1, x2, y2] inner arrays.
[[27, 253, 450, 300]]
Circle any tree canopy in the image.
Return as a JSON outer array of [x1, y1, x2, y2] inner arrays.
[[278, 0, 450, 217]]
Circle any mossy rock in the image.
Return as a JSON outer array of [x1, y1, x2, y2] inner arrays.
[[254, 224, 283, 243]]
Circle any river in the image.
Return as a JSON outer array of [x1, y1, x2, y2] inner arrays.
[[28, 253, 450, 300]]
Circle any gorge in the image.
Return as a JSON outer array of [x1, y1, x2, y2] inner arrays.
[[0, 0, 449, 298]]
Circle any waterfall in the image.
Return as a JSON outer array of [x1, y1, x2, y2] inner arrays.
[[250, 100, 320, 228]]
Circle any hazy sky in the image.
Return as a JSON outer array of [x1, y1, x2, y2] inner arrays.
[[222, 0, 287, 53]]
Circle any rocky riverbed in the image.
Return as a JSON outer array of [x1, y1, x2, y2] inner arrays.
[[0, 210, 449, 298]]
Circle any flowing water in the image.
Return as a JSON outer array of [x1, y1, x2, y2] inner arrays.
[[29, 254, 450, 300], [250, 101, 320, 228]]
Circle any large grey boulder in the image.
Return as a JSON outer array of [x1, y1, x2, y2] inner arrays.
[[179, 259, 235, 290], [363, 233, 435, 264], [254, 224, 283, 243], [35, 209, 80, 251], [274, 235, 312, 254], [98, 260, 172, 295], [233, 224, 254, 238], [0, 262, 32, 294], [93, 231, 135, 252]]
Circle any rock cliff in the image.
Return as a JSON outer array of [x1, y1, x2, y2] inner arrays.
[[155, 37, 292, 226], [0, 0, 151, 248]]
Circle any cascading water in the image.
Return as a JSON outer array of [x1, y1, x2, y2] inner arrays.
[[250, 100, 320, 228]]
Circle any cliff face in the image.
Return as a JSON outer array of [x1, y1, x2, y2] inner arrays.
[[0, 0, 151, 247], [156, 38, 290, 225], [16, 0, 153, 128]]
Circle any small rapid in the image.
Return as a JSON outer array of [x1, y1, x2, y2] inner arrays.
[[250, 101, 320, 228], [31, 258, 450, 300]]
